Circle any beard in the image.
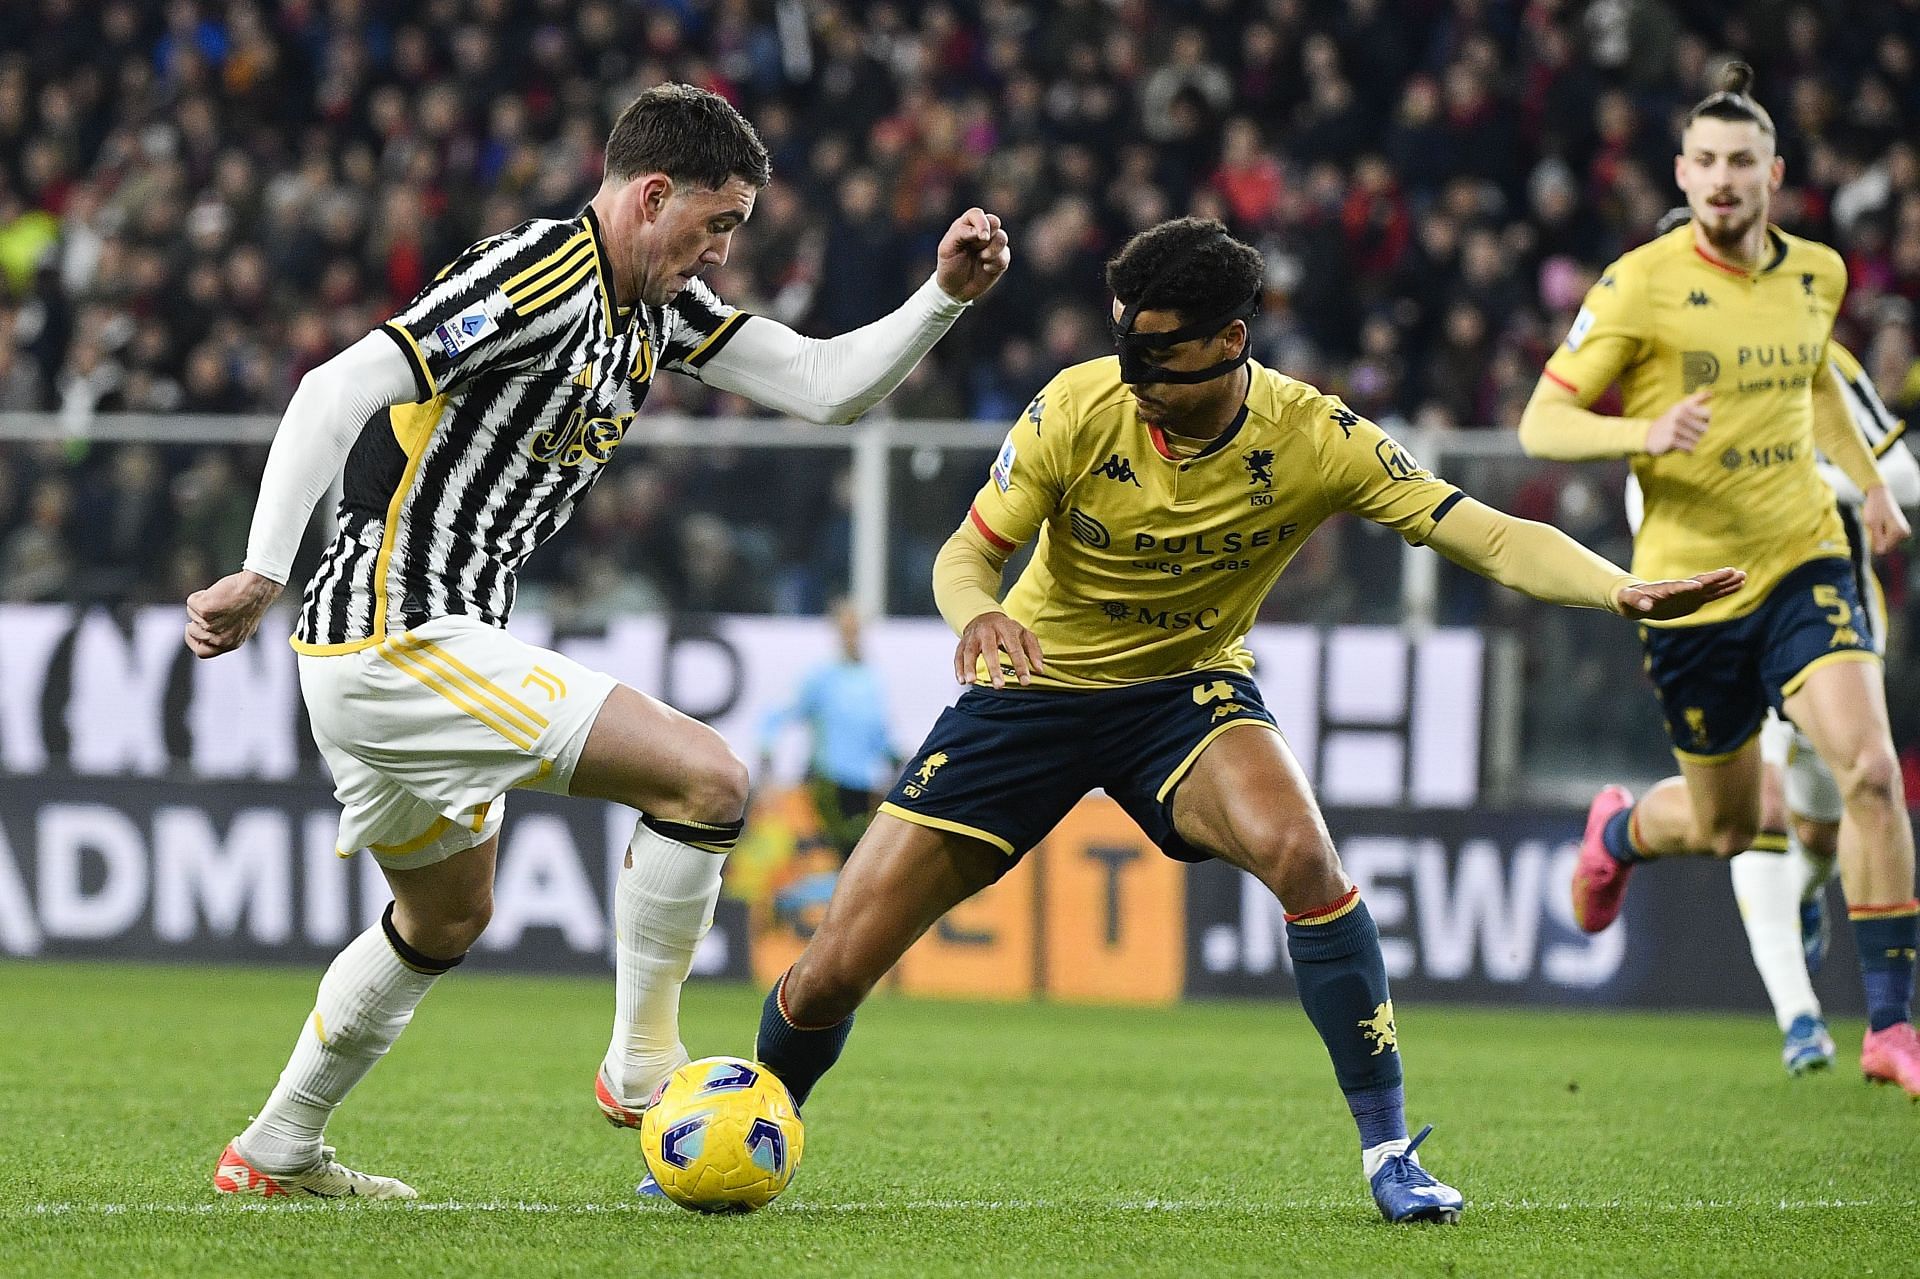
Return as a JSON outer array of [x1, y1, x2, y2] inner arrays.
[[1697, 200, 1763, 251]]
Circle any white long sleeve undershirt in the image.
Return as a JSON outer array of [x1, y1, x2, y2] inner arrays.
[[696, 272, 969, 424], [241, 273, 970, 583], [242, 333, 418, 585]]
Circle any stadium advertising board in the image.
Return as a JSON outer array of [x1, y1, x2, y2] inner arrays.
[[0, 777, 1858, 1016], [0, 605, 1485, 808], [1184, 808, 1863, 1015], [0, 605, 1839, 1014]]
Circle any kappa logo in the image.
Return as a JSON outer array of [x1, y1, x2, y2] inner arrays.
[[1093, 454, 1140, 486], [1210, 701, 1246, 722], [1329, 408, 1358, 437], [1358, 1001, 1398, 1056], [1025, 392, 1046, 427], [1801, 272, 1815, 297], [1685, 290, 1712, 307]]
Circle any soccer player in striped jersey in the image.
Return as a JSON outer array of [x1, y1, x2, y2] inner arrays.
[[184, 83, 1010, 1200], [751, 217, 1743, 1224], [1519, 65, 1920, 1095]]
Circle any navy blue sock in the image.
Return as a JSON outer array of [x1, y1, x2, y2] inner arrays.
[[1285, 890, 1408, 1151], [754, 971, 854, 1109], [1850, 906, 1918, 1032], [1601, 807, 1642, 865]]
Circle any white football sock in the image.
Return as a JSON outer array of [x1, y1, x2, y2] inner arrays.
[[1362, 1138, 1412, 1181], [601, 821, 726, 1105], [237, 919, 445, 1172], [1730, 849, 1821, 1032]]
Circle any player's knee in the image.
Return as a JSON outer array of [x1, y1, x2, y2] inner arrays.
[[409, 891, 493, 957], [685, 747, 750, 825], [1705, 822, 1757, 860], [782, 951, 868, 1027], [1238, 817, 1339, 904], [1836, 745, 1901, 811]]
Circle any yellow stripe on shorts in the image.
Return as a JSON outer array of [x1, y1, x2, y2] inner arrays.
[[379, 641, 537, 750]]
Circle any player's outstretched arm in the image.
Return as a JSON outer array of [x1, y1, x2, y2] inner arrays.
[[183, 332, 417, 658], [695, 209, 1010, 425], [932, 520, 1043, 687], [1422, 494, 1745, 618]]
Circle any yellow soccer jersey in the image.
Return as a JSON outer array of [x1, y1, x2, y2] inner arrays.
[[965, 358, 1461, 688], [1543, 223, 1848, 627]]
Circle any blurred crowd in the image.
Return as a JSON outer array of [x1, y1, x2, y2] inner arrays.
[[4, 0, 1920, 782]]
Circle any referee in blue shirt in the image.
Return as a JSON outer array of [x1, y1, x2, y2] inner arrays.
[[759, 601, 900, 860]]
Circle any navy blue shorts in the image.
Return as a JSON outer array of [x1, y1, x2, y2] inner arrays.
[[1640, 556, 1878, 761], [879, 670, 1279, 868]]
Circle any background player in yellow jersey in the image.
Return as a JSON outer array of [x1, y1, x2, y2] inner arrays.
[[1623, 298, 1920, 1075], [751, 217, 1743, 1224], [1519, 64, 1920, 1095]]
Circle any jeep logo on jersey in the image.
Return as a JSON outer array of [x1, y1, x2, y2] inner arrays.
[[1375, 437, 1424, 482], [528, 406, 636, 467], [1068, 506, 1110, 548], [1092, 454, 1140, 486], [1682, 350, 1720, 393]]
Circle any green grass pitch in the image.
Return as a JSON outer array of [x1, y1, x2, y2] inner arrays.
[[0, 961, 1912, 1278]]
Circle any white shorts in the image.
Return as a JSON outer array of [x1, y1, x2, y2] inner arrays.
[[1758, 712, 1843, 826], [298, 615, 618, 870]]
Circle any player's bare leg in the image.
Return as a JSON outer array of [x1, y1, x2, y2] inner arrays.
[[756, 814, 1003, 1106], [1171, 724, 1461, 1223], [218, 835, 500, 1198], [1783, 660, 1920, 1091], [570, 685, 751, 1119], [1571, 740, 1763, 932]]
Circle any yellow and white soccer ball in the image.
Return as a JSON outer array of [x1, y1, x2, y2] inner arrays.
[[639, 1056, 805, 1213]]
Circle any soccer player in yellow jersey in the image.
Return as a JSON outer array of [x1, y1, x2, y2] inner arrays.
[[752, 217, 1743, 1223], [1519, 63, 1920, 1095]]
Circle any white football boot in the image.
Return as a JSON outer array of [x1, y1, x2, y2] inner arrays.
[[214, 1139, 418, 1200]]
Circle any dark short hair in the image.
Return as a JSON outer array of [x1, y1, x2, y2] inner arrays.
[[1685, 60, 1776, 140], [1105, 217, 1264, 323], [605, 83, 772, 189]]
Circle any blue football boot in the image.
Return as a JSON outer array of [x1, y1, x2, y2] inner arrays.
[[635, 1170, 670, 1201], [1369, 1125, 1463, 1224], [1800, 895, 1829, 975], [1782, 1013, 1835, 1076]]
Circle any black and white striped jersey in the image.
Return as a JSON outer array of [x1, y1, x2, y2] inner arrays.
[[293, 207, 748, 652]]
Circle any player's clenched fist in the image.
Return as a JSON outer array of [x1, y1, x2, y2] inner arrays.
[[935, 207, 1012, 304], [955, 610, 1044, 688], [185, 569, 284, 658]]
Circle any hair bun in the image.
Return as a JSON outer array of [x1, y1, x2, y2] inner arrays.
[[1719, 60, 1754, 96]]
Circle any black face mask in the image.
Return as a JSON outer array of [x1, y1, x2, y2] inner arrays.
[[1109, 239, 1259, 385]]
